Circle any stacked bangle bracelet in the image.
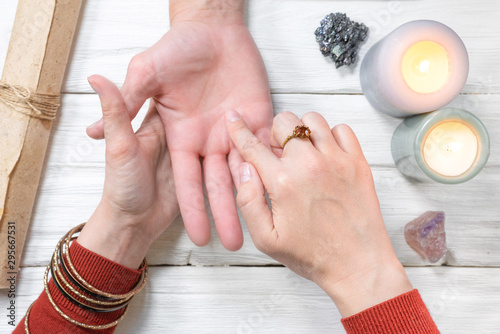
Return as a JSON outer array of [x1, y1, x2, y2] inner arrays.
[[24, 223, 148, 333]]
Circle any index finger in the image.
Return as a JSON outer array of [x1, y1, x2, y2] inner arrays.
[[225, 109, 279, 182]]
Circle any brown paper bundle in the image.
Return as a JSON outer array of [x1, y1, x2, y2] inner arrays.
[[0, 0, 83, 289]]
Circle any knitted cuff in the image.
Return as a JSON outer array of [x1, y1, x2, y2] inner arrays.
[[47, 240, 142, 326], [341, 289, 440, 334]]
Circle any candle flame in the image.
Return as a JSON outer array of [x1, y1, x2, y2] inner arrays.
[[418, 59, 430, 73], [443, 142, 462, 153], [402, 41, 449, 94]]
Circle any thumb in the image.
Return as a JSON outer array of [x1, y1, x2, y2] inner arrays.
[[87, 75, 135, 147], [86, 54, 157, 140], [236, 163, 276, 252]]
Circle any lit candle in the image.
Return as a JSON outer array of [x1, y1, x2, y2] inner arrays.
[[423, 121, 477, 177], [391, 108, 489, 184], [360, 20, 469, 117]]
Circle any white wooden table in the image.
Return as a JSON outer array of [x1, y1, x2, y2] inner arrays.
[[1, 0, 500, 333]]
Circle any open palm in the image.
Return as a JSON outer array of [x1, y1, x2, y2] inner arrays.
[[88, 20, 273, 250]]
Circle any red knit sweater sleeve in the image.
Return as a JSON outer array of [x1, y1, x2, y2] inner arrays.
[[13, 240, 142, 334], [341, 289, 440, 334], [15, 242, 438, 334]]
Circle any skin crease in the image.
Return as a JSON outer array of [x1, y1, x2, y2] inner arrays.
[[225, 109, 413, 317], [77, 75, 179, 269], [86, 0, 273, 251], [78, 0, 413, 321]]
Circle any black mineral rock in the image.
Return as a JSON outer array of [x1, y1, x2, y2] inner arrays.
[[314, 13, 369, 68]]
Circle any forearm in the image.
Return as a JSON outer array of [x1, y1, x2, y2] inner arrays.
[[321, 258, 414, 318], [317, 252, 438, 332], [169, 0, 245, 24]]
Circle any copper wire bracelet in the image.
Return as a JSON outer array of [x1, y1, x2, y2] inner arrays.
[[57, 230, 110, 300], [24, 223, 148, 332], [24, 302, 33, 334], [53, 236, 131, 305], [62, 224, 148, 300], [56, 233, 134, 306], [54, 245, 132, 306], [51, 249, 131, 312], [43, 263, 128, 330]]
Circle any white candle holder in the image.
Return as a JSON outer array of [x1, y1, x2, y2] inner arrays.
[[360, 20, 469, 117], [391, 108, 490, 184]]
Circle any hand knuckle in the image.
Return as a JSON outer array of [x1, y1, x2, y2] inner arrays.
[[273, 111, 295, 126], [333, 158, 354, 178], [275, 171, 292, 189], [129, 53, 147, 71], [128, 53, 156, 83], [109, 142, 131, 161], [302, 111, 320, 122], [237, 188, 257, 211], [242, 136, 264, 157], [101, 106, 113, 116], [233, 120, 249, 134]]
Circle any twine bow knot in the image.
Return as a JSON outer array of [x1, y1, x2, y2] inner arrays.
[[0, 81, 60, 120]]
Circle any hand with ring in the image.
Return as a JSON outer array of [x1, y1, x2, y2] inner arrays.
[[225, 109, 413, 318], [282, 125, 312, 148]]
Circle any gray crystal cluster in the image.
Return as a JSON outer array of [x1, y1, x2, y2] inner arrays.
[[314, 13, 369, 68]]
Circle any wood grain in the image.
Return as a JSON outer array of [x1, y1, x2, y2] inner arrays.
[[1, 266, 499, 333], [40, 94, 500, 168], [14, 93, 499, 268], [1, 0, 499, 332], [1, 0, 500, 94], [22, 164, 500, 268]]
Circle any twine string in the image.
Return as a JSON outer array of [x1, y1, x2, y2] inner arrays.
[[0, 81, 60, 120]]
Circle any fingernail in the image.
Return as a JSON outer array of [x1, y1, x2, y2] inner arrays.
[[240, 163, 252, 184], [87, 120, 99, 129], [87, 76, 100, 94], [226, 109, 241, 122]]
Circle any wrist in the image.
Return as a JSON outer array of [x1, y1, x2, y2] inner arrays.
[[169, 0, 245, 25], [77, 202, 151, 269], [320, 258, 413, 318]]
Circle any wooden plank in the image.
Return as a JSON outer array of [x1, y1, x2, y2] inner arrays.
[[273, 93, 500, 166], [250, 0, 500, 94], [0, 1, 498, 332], [41, 93, 500, 169], [8, 91, 497, 268], [1, 266, 499, 333], [17, 163, 500, 267], [2, 0, 500, 94]]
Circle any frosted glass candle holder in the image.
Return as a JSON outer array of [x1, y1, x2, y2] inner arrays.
[[360, 20, 469, 117], [391, 108, 489, 184]]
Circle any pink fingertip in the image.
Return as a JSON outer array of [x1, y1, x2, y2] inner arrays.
[[226, 109, 242, 122]]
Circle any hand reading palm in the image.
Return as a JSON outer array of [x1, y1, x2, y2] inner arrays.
[[88, 21, 273, 250]]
